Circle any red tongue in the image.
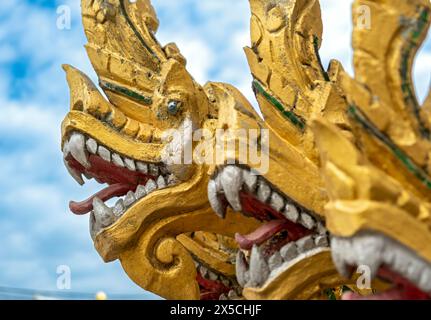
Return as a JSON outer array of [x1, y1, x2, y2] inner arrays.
[[235, 220, 290, 250], [69, 183, 134, 215]]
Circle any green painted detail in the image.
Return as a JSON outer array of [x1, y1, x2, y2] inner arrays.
[[313, 35, 330, 82], [100, 80, 153, 105], [252, 80, 306, 131], [399, 7, 430, 139], [348, 105, 431, 190]]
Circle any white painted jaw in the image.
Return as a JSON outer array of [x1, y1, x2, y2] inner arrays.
[[332, 232, 431, 296], [208, 165, 330, 290]]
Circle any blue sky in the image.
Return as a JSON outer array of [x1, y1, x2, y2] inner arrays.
[[0, 0, 429, 299]]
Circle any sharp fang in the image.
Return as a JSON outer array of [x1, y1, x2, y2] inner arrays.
[[248, 245, 270, 287], [98, 146, 111, 162], [93, 197, 114, 227], [145, 179, 157, 194], [124, 158, 136, 171], [135, 185, 147, 199], [86, 138, 98, 155], [157, 176, 166, 189], [220, 166, 243, 212], [331, 237, 354, 278], [236, 251, 249, 287], [314, 235, 329, 247], [123, 191, 136, 207], [137, 162, 148, 174], [300, 212, 316, 230], [243, 170, 257, 193], [257, 179, 271, 203], [112, 153, 125, 168], [280, 242, 298, 262], [69, 133, 90, 168], [89, 212, 100, 241], [296, 235, 315, 253], [268, 252, 283, 271], [149, 164, 159, 176], [270, 192, 285, 212], [283, 204, 299, 223], [63, 158, 84, 186], [113, 199, 124, 217], [208, 180, 227, 219], [167, 174, 178, 186]]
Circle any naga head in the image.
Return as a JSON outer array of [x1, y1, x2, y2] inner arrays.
[[207, 0, 360, 300], [61, 0, 260, 299], [313, 0, 431, 300]]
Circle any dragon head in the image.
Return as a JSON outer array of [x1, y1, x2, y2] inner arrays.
[[313, 0, 431, 300], [61, 0, 261, 300], [207, 0, 361, 300]]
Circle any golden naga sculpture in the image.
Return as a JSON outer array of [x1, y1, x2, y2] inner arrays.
[[60, 0, 429, 300], [312, 0, 431, 300]]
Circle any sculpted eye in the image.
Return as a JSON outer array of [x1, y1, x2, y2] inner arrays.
[[167, 100, 182, 115]]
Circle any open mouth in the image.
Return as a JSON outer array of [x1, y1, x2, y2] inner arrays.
[[63, 132, 179, 239], [194, 258, 242, 300], [208, 165, 329, 289], [332, 232, 431, 300]]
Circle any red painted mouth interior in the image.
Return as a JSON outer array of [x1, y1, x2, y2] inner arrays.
[[343, 266, 430, 300], [235, 192, 313, 256], [67, 154, 155, 215], [197, 273, 231, 300]]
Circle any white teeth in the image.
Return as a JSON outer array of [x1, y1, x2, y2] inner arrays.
[[331, 234, 385, 280], [69, 133, 90, 168], [93, 197, 114, 227], [157, 176, 166, 189], [331, 237, 355, 278], [86, 138, 98, 155], [257, 179, 271, 203], [314, 235, 329, 247], [296, 235, 315, 253], [63, 158, 84, 186], [149, 164, 159, 176], [208, 180, 227, 219], [199, 265, 208, 277], [135, 185, 147, 199], [248, 245, 270, 287], [145, 179, 157, 194], [419, 271, 431, 293], [113, 199, 124, 217], [283, 204, 299, 222], [316, 221, 327, 235], [124, 158, 136, 171], [268, 252, 283, 271], [243, 170, 257, 193], [208, 270, 218, 281], [89, 212, 99, 241], [236, 251, 249, 287], [270, 192, 285, 212], [136, 162, 148, 174], [280, 242, 298, 262], [167, 174, 178, 186], [98, 146, 111, 162], [112, 153, 125, 168], [220, 166, 243, 212], [123, 191, 136, 207], [299, 212, 315, 230]]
